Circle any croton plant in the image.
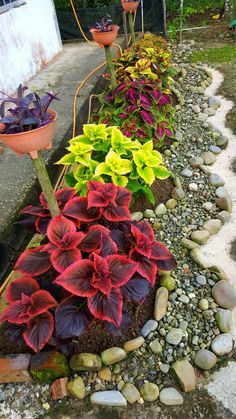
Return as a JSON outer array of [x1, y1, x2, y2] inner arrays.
[[1, 181, 176, 353]]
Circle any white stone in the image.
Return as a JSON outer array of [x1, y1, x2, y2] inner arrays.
[[211, 333, 233, 356], [159, 388, 184, 405], [90, 391, 127, 406]]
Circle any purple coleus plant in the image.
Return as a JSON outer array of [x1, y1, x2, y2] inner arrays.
[[97, 79, 174, 146], [0, 84, 59, 134], [2, 181, 176, 352]]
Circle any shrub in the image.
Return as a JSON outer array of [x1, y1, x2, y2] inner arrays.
[[1, 181, 176, 352], [57, 124, 170, 204]]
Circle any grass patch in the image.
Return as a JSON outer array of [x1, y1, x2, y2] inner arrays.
[[192, 45, 236, 63]]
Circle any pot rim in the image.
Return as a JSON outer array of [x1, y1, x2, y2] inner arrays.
[[90, 24, 119, 34], [0, 108, 57, 137]]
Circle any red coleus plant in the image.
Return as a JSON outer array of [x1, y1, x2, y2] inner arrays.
[[0, 277, 57, 352], [2, 181, 176, 352]]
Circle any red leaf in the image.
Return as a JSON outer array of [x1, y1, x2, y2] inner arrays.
[[60, 232, 85, 250], [5, 277, 39, 303], [15, 246, 51, 276], [55, 296, 92, 339], [28, 290, 57, 317], [151, 241, 174, 260], [155, 257, 177, 271], [90, 254, 111, 297], [54, 259, 97, 297], [131, 225, 152, 258], [116, 186, 132, 207], [135, 221, 155, 241], [35, 217, 50, 234], [21, 206, 49, 217], [63, 197, 102, 221], [78, 225, 110, 252], [107, 255, 137, 287], [87, 182, 117, 208], [0, 300, 31, 324], [130, 249, 157, 285], [47, 214, 76, 247], [87, 288, 123, 326], [23, 311, 54, 352], [55, 187, 76, 206], [98, 234, 118, 257], [51, 248, 82, 273], [103, 205, 131, 222]]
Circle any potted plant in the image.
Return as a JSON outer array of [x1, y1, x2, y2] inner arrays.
[[121, 0, 140, 43], [0, 84, 60, 218], [90, 16, 119, 88], [121, 0, 140, 13]]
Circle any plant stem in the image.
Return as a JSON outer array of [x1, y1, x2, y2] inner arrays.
[[31, 153, 60, 218], [128, 12, 136, 44], [104, 46, 117, 89]]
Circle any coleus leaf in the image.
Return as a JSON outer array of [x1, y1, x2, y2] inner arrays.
[[23, 311, 54, 352], [15, 246, 51, 276], [54, 259, 97, 297], [104, 307, 131, 336], [0, 300, 32, 324], [121, 276, 150, 303], [130, 249, 157, 286], [51, 248, 82, 273], [106, 255, 137, 288], [47, 214, 76, 247], [27, 290, 57, 317], [78, 225, 109, 252], [87, 288, 123, 326], [5, 277, 39, 303], [63, 197, 102, 222], [55, 296, 92, 340]]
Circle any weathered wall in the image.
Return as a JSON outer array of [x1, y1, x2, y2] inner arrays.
[[0, 0, 62, 94]]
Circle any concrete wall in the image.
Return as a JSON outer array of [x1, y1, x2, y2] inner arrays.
[[0, 0, 62, 94]]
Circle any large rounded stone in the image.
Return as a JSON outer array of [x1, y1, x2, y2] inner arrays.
[[194, 349, 217, 370], [165, 198, 177, 209], [212, 281, 236, 309], [154, 287, 168, 321], [215, 186, 228, 198], [211, 333, 233, 356], [121, 383, 140, 404], [209, 174, 225, 187], [141, 319, 158, 337], [150, 338, 162, 354], [190, 156, 203, 168], [172, 360, 196, 392], [131, 212, 143, 222], [67, 377, 85, 399], [155, 203, 167, 216], [101, 348, 126, 365], [215, 196, 232, 212], [123, 337, 145, 352], [159, 276, 176, 291], [209, 265, 228, 281], [159, 388, 183, 406], [171, 187, 185, 201], [215, 309, 232, 333], [181, 238, 200, 250], [203, 219, 222, 235], [191, 230, 210, 245], [190, 249, 209, 269], [166, 328, 183, 346], [201, 151, 216, 165], [70, 353, 102, 372], [140, 382, 159, 401], [90, 391, 127, 406]]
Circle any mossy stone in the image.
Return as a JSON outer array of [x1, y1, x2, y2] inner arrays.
[[159, 276, 176, 291], [30, 351, 70, 383]]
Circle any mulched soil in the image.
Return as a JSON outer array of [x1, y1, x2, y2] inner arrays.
[[0, 283, 157, 356], [130, 177, 174, 212]]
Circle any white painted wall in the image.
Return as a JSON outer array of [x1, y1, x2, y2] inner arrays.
[[0, 0, 62, 94]]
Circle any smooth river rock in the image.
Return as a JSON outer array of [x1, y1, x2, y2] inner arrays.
[[101, 348, 126, 365], [123, 336, 145, 352], [154, 287, 169, 321], [141, 320, 158, 337], [194, 349, 217, 370], [209, 265, 228, 281], [91, 391, 127, 406], [203, 219, 222, 235], [121, 383, 140, 404], [70, 353, 102, 372], [172, 359, 196, 392], [209, 174, 225, 187], [166, 328, 183, 345], [190, 249, 209, 269], [215, 309, 232, 333], [181, 238, 200, 250], [140, 382, 159, 401], [212, 280, 236, 309], [201, 151, 216, 165], [211, 333, 233, 356], [191, 230, 210, 245], [215, 196, 232, 212], [159, 388, 183, 406], [67, 377, 85, 399]]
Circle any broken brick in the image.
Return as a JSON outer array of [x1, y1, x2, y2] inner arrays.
[[0, 354, 32, 383], [52, 377, 68, 400]]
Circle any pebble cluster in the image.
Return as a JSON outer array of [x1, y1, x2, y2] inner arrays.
[[0, 40, 235, 417]]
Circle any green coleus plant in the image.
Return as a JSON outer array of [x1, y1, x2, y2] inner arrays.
[[57, 124, 170, 203]]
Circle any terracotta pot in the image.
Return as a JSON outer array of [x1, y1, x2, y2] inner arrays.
[[0, 109, 57, 159], [121, 0, 140, 13], [90, 25, 119, 47]]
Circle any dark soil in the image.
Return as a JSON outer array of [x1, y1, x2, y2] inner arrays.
[[130, 177, 174, 212], [0, 283, 157, 356]]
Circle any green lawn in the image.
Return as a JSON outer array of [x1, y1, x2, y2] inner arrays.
[[192, 45, 236, 63]]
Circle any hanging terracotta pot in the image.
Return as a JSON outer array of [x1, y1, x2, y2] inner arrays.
[[121, 0, 140, 13], [90, 25, 119, 47], [0, 109, 57, 159]]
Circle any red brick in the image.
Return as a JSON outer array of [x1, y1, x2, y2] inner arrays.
[[0, 354, 32, 383], [51, 377, 68, 400], [30, 350, 70, 382]]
